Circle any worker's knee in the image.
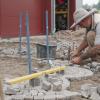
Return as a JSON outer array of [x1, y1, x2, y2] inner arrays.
[[87, 31, 96, 39]]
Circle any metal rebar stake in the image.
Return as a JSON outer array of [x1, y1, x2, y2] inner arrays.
[[18, 13, 23, 53], [68, 46, 71, 64], [26, 13, 32, 74], [46, 10, 50, 65]]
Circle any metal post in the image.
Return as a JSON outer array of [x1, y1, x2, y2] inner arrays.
[[46, 10, 49, 64], [18, 13, 22, 53], [25, 13, 32, 74]]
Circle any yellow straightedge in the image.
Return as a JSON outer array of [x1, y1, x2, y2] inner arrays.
[[7, 66, 65, 85]]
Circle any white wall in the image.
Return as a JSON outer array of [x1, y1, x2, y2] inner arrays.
[[76, 0, 83, 9], [51, 0, 56, 33]]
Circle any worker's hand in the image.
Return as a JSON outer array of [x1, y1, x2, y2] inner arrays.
[[71, 56, 82, 64], [71, 50, 79, 58]]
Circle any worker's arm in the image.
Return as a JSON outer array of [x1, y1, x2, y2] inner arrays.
[[72, 37, 88, 57], [71, 45, 100, 64], [77, 38, 88, 52]]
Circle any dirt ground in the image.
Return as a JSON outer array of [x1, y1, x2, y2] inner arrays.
[[0, 30, 100, 100]]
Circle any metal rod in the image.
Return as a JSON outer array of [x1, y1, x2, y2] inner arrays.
[[26, 13, 32, 74], [18, 13, 22, 53], [68, 46, 71, 62], [7, 66, 65, 85], [46, 10, 49, 64]]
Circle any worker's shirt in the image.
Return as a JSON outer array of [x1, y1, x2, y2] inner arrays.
[[94, 14, 100, 45], [84, 14, 100, 45]]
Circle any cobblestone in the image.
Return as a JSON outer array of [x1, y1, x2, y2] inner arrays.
[[41, 80, 51, 91], [53, 81, 62, 91], [44, 95, 56, 100], [34, 96, 44, 100]]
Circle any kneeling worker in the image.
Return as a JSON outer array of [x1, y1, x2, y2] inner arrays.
[[70, 8, 100, 64]]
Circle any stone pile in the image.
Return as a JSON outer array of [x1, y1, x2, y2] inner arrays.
[[54, 29, 86, 42], [54, 29, 86, 60], [84, 62, 100, 73], [56, 41, 77, 60]]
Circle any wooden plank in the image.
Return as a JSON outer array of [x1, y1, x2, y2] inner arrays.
[[56, 11, 68, 14], [0, 79, 4, 100]]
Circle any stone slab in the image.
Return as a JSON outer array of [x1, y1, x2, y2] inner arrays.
[[34, 96, 44, 100], [53, 81, 62, 91], [48, 77, 59, 83], [90, 92, 100, 100], [11, 95, 24, 100], [41, 80, 51, 91], [97, 85, 100, 95], [80, 83, 100, 99], [5, 87, 17, 95], [45, 91, 56, 95], [56, 94, 66, 100], [56, 90, 81, 99], [30, 78, 40, 87], [64, 66, 93, 81], [61, 77, 70, 90], [31, 90, 38, 96], [24, 95, 33, 100], [44, 95, 56, 100]]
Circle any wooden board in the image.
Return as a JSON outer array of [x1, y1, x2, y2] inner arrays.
[[0, 79, 4, 100]]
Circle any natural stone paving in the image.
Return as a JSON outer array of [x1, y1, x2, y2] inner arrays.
[[64, 66, 94, 81], [4, 72, 79, 100], [4, 66, 96, 100]]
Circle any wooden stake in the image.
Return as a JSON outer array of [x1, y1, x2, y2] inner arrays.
[[0, 79, 4, 100]]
